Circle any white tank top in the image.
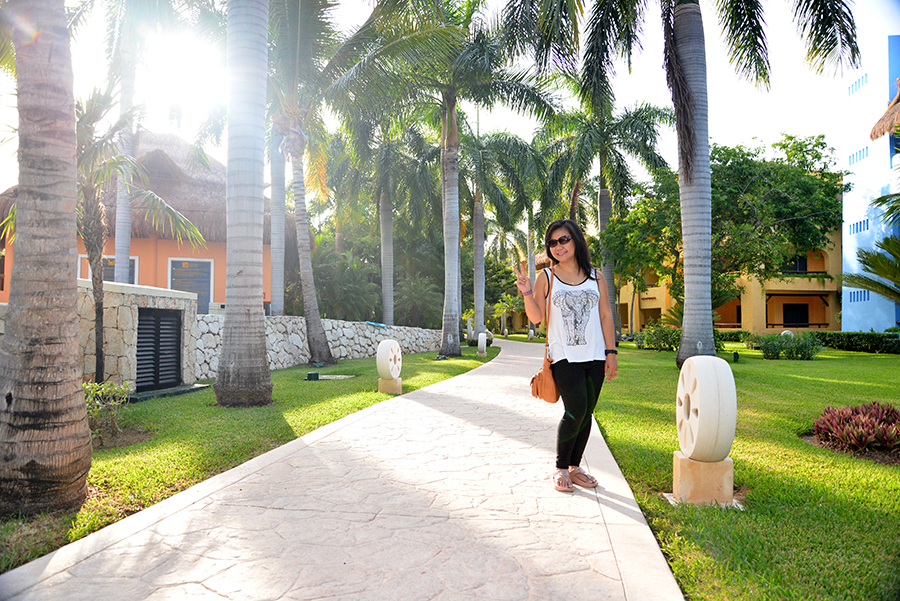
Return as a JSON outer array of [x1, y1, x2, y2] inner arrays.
[[544, 268, 607, 364]]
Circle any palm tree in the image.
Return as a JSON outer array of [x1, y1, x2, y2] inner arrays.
[[0, 0, 91, 515], [75, 85, 204, 383], [269, 126, 286, 316], [397, 5, 555, 356], [70, 0, 184, 284], [270, 0, 464, 360], [460, 127, 534, 336], [539, 102, 671, 335], [504, 0, 859, 365], [213, 0, 273, 407], [843, 236, 900, 306]]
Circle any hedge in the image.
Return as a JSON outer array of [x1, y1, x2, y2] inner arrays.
[[813, 331, 900, 354]]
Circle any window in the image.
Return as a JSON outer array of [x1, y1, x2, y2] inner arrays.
[[783, 303, 809, 326], [786, 255, 808, 273]]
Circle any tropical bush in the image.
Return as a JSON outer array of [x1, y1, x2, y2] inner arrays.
[[813, 401, 900, 454], [83, 381, 132, 446], [814, 330, 900, 354], [394, 275, 442, 329], [757, 333, 785, 359], [781, 332, 823, 360], [634, 322, 680, 351]]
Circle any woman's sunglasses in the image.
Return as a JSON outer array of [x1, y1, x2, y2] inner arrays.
[[548, 235, 572, 248]]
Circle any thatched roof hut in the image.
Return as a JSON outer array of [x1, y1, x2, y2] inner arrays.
[[870, 87, 900, 141], [0, 130, 295, 246]]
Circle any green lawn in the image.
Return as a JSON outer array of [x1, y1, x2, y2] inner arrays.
[[0, 345, 500, 573], [600, 342, 900, 601], [3, 341, 899, 600]]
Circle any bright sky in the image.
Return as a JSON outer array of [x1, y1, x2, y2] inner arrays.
[[0, 0, 861, 193]]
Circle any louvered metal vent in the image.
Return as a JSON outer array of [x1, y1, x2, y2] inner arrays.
[[136, 308, 182, 393]]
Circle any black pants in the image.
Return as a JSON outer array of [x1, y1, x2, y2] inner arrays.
[[550, 359, 605, 470]]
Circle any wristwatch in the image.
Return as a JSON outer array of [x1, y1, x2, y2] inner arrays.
[[604, 349, 618, 355]]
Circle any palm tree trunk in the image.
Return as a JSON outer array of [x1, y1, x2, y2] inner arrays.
[[80, 185, 107, 382], [597, 188, 620, 337], [379, 188, 394, 325], [473, 185, 485, 335], [290, 148, 335, 365], [269, 128, 286, 316], [527, 222, 536, 332], [0, 0, 92, 515], [440, 96, 461, 357], [673, 2, 715, 366], [567, 180, 583, 221], [214, 0, 273, 407], [114, 62, 135, 284]]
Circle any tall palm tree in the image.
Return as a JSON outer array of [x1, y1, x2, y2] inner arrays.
[[460, 127, 534, 335], [213, 0, 273, 407], [70, 0, 184, 284], [843, 236, 900, 306], [271, 0, 464, 361], [269, 126, 286, 316], [75, 85, 203, 383], [0, 0, 91, 515], [374, 4, 555, 356], [504, 0, 859, 365], [539, 101, 671, 335]]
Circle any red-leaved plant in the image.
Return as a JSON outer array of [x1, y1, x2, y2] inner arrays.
[[813, 402, 900, 454]]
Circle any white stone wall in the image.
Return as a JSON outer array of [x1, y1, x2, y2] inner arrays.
[[195, 316, 441, 380]]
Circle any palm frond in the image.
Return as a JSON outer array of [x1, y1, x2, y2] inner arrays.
[[716, 0, 769, 88], [792, 0, 860, 74], [132, 188, 206, 248]]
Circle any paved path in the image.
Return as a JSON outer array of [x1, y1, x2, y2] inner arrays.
[[0, 339, 683, 601]]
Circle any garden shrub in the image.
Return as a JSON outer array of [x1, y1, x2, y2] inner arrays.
[[636, 322, 680, 352], [813, 401, 900, 454], [741, 331, 761, 349], [781, 332, 823, 360], [84, 381, 132, 445], [813, 331, 900, 354], [714, 329, 749, 342], [757, 333, 784, 359]]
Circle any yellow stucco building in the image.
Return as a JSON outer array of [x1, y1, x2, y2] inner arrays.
[[618, 231, 842, 335]]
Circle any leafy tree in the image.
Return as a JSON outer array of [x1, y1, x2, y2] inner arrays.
[[307, 241, 380, 322], [602, 135, 846, 300], [395, 275, 443, 329]]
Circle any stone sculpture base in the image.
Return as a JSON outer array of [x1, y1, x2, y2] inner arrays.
[[378, 378, 402, 394], [672, 451, 734, 505]]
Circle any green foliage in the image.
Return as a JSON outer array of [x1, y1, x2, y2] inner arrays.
[[602, 135, 847, 297], [757, 332, 823, 360], [716, 329, 749, 342], [842, 235, 900, 305], [286, 239, 380, 322], [813, 402, 900, 454], [757, 333, 785, 359], [83, 381, 132, 445], [633, 322, 680, 351], [814, 331, 900, 354], [394, 275, 442, 329]]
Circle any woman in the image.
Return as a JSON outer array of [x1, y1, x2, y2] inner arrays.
[[514, 219, 618, 492]]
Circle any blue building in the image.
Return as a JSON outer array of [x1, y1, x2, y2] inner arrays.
[[841, 0, 900, 332]]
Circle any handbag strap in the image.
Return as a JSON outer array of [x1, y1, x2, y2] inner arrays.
[[544, 267, 554, 360]]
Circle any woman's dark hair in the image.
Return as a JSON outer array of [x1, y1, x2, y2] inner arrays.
[[544, 219, 594, 279]]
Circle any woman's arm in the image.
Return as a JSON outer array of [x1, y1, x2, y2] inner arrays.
[[515, 265, 548, 325], [596, 273, 619, 381]]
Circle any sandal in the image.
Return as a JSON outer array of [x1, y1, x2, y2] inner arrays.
[[551, 470, 574, 493], [568, 466, 598, 488]]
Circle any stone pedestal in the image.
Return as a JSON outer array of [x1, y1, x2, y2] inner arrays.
[[672, 451, 733, 505], [378, 378, 402, 394]]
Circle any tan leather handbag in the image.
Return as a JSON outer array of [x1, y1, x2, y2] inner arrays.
[[530, 267, 560, 403]]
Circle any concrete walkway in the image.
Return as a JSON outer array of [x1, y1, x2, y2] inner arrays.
[[0, 339, 683, 601]]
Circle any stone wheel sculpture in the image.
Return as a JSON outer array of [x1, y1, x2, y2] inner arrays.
[[376, 339, 402, 380], [676, 356, 737, 462]]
